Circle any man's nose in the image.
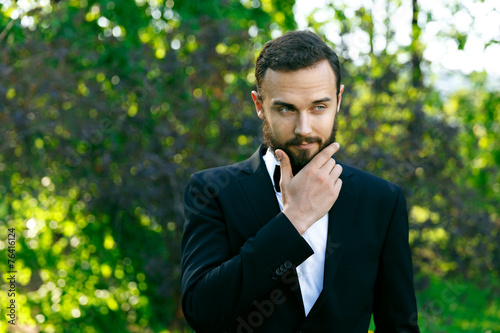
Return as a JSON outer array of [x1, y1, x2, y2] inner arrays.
[[294, 112, 312, 137]]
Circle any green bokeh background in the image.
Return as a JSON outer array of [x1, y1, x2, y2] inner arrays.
[[0, 0, 498, 332]]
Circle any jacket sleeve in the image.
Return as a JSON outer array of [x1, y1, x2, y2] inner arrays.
[[180, 171, 314, 332], [373, 186, 420, 332]]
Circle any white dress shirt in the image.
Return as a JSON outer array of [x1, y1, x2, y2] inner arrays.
[[263, 149, 329, 316]]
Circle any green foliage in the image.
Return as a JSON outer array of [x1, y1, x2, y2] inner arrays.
[[0, 0, 498, 331], [368, 273, 500, 332], [415, 274, 500, 332]]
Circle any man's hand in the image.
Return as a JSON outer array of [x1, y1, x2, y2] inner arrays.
[[276, 142, 343, 235]]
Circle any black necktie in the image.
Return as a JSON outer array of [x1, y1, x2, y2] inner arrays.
[[273, 165, 281, 192]]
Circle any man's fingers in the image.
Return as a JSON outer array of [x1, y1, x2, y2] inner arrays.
[[321, 157, 336, 173], [312, 142, 340, 168], [333, 178, 343, 194], [275, 149, 293, 187], [330, 164, 343, 179]]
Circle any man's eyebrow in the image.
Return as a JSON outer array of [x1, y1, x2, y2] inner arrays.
[[312, 97, 332, 104], [272, 101, 296, 109], [271, 97, 332, 109]]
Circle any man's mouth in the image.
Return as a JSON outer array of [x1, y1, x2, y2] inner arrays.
[[295, 142, 315, 149]]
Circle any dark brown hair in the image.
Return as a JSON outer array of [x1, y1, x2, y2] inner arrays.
[[255, 30, 342, 99]]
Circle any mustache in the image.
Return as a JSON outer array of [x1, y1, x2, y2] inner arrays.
[[284, 136, 322, 146]]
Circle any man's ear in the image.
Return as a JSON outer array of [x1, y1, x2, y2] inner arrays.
[[337, 84, 344, 113], [251, 91, 265, 119]]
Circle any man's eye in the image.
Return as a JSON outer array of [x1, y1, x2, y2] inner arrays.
[[279, 107, 293, 113], [314, 105, 326, 111]]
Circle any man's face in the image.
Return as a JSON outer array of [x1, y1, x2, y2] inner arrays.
[[252, 60, 344, 175]]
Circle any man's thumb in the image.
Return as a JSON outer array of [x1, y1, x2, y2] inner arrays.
[[275, 149, 293, 184]]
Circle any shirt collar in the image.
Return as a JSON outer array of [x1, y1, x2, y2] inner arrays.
[[263, 148, 279, 191]]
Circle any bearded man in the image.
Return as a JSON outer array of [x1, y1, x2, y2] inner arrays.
[[181, 30, 420, 333]]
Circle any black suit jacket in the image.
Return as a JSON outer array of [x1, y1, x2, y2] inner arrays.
[[181, 145, 419, 332]]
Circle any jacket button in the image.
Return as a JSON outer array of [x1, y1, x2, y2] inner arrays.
[[276, 268, 283, 276], [271, 273, 278, 280], [284, 261, 292, 269], [280, 264, 286, 271]]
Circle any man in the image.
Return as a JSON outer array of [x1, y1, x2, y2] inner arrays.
[[181, 30, 420, 332]]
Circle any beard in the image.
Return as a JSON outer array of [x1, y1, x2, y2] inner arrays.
[[262, 115, 338, 176]]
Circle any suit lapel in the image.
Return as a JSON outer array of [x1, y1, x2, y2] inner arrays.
[[238, 145, 281, 229], [308, 164, 360, 315]]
